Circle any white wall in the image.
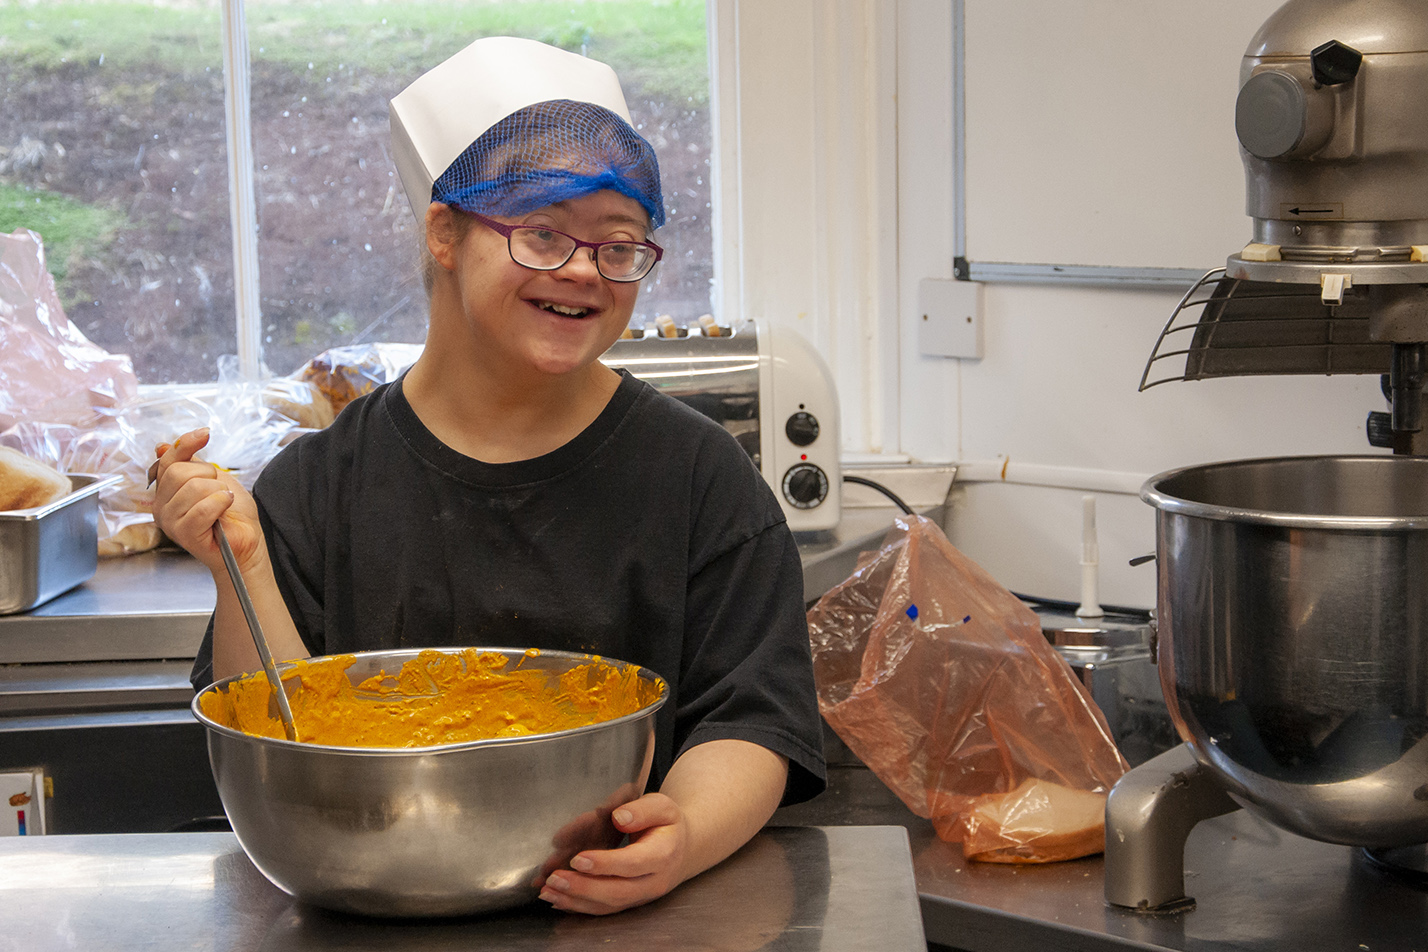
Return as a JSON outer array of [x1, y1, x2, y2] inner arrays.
[[959, 1, 1276, 271], [949, 282, 1380, 608], [718, 0, 1389, 609]]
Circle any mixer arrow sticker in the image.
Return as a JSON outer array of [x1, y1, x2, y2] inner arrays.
[[1280, 202, 1343, 219]]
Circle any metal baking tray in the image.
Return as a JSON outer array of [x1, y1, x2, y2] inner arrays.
[[0, 473, 123, 615]]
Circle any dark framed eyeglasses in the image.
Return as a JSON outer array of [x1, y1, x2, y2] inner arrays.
[[467, 211, 663, 283]]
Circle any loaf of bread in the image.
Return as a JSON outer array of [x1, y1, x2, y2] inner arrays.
[[959, 777, 1107, 864], [0, 446, 71, 511], [262, 379, 336, 431], [295, 343, 421, 417], [98, 522, 163, 558]]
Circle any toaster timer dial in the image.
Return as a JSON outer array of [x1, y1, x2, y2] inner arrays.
[[782, 463, 829, 509], [785, 411, 820, 446]]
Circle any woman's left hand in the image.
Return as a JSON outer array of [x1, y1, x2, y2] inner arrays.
[[537, 738, 789, 916], [537, 792, 690, 915]]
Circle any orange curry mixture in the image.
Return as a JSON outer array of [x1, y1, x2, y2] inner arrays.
[[198, 649, 660, 747]]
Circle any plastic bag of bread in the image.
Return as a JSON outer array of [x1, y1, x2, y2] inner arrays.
[[807, 515, 1128, 864], [0, 228, 138, 431], [1, 357, 333, 556], [0, 444, 71, 511], [293, 342, 422, 416]]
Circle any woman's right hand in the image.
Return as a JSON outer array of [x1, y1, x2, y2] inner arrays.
[[151, 427, 265, 577]]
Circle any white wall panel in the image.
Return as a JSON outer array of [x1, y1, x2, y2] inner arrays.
[[961, 0, 1282, 270], [959, 284, 1382, 474]]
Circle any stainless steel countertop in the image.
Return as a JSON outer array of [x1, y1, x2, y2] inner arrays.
[[913, 809, 1428, 951], [0, 825, 926, 952], [774, 765, 1428, 952]]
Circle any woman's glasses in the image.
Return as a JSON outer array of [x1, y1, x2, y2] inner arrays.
[[467, 211, 663, 283]]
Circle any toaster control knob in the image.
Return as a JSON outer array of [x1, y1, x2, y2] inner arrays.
[[785, 412, 820, 446], [783, 463, 829, 509]]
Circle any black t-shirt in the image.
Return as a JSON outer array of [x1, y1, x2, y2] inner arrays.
[[191, 370, 826, 805]]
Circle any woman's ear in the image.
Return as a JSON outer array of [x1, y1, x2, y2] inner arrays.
[[424, 202, 461, 272]]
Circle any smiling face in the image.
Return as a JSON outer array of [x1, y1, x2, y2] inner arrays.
[[425, 189, 648, 383]]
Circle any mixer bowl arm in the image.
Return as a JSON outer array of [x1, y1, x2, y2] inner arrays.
[[1104, 743, 1240, 912]]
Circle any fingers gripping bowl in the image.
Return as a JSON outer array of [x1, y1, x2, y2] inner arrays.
[[191, 647, 667, 917]]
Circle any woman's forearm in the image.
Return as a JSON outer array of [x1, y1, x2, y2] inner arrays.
[[658, 738, 789, 885]]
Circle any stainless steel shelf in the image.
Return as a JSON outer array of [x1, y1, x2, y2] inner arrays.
[[0, 548, 213, 665]]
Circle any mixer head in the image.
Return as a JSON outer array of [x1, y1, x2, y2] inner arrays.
[[1142, 0, 1428, 453]]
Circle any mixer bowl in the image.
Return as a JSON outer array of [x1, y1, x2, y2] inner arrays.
[[192, 647, 667, 917], [1144, 456, 1428, 849]]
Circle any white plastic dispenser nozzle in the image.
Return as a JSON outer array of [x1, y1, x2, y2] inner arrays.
[[1076, 494, 1104, 618]]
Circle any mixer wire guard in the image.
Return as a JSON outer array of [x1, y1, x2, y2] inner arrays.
[[1139, 268, 1393, 390]]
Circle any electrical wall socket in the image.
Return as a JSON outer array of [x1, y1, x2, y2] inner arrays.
[[918, 277, 984, 359], [1, 770, 47, 836]]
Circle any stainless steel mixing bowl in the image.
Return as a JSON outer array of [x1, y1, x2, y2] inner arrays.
[[1143, 455, 1428, 849], [192, 647, 667, 917]]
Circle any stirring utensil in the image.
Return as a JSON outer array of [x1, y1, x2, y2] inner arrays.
[[214, 521, 300, 742], [148, 447, 297, 739]]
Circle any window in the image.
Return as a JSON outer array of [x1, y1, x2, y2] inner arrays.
[[0, 1, 232, 383], [0, 0, 712, 384]]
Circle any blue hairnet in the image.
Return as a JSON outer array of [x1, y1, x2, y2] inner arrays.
[[431, 100, 665, 229]]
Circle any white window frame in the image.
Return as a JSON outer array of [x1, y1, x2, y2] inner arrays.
[[220, 0, 262, 378], [710, 0, 958, 463]]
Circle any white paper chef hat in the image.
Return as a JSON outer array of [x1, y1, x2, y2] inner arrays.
[[388, 36, 648, 224]]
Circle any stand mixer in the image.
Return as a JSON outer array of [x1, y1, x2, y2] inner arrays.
[[1111, 0, 1428, 912]]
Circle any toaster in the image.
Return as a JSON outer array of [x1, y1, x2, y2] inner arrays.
[[601, 318, 841, 532]]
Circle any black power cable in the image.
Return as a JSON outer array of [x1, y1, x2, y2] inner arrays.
[[841, 474, 913, 515]]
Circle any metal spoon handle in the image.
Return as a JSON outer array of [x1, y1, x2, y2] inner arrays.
[[215, 521, 299, 742]]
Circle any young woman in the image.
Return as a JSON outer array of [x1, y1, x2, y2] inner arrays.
[[153, 37, 825, 916]]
